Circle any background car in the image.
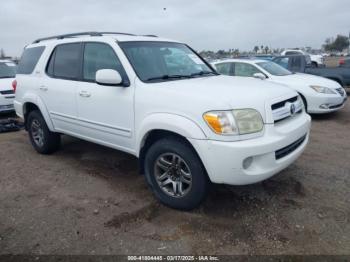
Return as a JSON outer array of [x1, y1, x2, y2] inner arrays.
[[339, 57, 350, 67], [273, 55, 350, 88], [212, 59, 347, 114], [0, 60, 16, 113], [281, 49, 324, 67]]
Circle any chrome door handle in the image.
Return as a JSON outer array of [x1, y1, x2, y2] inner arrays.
[[79, 91, 91, 98], [39, 86, 48, 91]]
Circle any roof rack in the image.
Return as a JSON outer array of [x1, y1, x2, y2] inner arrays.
[[33, 32, 102, 43], [32, 31, 157, 44]]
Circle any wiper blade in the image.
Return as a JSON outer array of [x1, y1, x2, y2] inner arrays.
[[146, 74, 191, 81], [190, 71, 217, 77]]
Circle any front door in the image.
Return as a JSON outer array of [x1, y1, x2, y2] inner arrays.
[[76, 42, 134, 152]]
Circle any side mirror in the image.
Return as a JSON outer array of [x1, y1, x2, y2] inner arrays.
[[96, 69, 123, 86], [253, 72, 267, 80]]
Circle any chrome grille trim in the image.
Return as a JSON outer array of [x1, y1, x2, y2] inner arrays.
[[271, 96, 303, 123]]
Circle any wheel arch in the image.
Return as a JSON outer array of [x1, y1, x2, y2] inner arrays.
[[22, 96, 54, 131], [137, 113, 208, 174]]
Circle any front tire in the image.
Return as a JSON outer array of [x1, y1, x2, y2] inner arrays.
[[27, 110, 61, 154], [144, 137, 209, 210]]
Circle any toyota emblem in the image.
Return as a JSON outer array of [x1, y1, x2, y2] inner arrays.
[[290, 103, 296, 116]]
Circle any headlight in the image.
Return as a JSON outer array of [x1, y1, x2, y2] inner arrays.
[[203, 109, 263, 135], [310, 85, 336, 94]]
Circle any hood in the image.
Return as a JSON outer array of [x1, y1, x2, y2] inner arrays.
[[0, 78, 15, 92], [271, 73, 341, 89], [137, 75, 297, 123]]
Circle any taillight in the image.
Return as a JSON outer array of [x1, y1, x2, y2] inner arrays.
[[12, 80, 17, 93], [339, 58, 345, 66]]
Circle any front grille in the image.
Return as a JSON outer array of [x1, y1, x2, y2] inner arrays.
[[275, 134, 307, 160], [336, 88, 345, 97], [0, 90, 14, 95], [271, 96, 303, 123], [271, 96, 298, 110]]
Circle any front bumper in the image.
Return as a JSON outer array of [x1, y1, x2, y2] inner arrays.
[[189, 113, 311, 185], [307, 93, 347, 114]]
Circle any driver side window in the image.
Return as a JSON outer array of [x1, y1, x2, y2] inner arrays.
[[83, 42, 126, 82], [234, 63, 260, 77]]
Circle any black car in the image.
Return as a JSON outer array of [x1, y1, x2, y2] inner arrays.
[[273, 55, 350, 87]]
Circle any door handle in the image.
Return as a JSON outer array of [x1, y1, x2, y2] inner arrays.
[[39, 86, 48, 91], [79, 91, 91, 98]]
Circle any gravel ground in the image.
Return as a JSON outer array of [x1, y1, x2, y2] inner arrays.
[[0, 101, 349, 256]]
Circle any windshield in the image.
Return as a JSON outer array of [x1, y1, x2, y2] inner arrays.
[[257, 61, 292, 76], [0, 62, 17, 78], [119, 41, 216, 82]]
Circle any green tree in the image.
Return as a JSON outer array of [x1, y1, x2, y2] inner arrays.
[[253, 46, 259, 53], [264, 46, 269, 54], [324, 35, 349, 52]]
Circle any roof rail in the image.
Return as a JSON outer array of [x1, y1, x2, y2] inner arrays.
[[32, 32, 102, 44], [32, 31, 156, 44], [99, 32, 136, 36], [142, 35, 158, 37]]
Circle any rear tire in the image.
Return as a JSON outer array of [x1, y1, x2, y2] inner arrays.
[[144, 137, 209, 210], [27, 110, 61, 154]]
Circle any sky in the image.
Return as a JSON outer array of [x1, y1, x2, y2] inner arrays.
[[1, 0, 349, 57]]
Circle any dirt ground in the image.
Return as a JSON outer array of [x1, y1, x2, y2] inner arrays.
[[0, 101, 349, 256]]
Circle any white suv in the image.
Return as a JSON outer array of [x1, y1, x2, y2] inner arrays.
[[14, 32, 311, 210]]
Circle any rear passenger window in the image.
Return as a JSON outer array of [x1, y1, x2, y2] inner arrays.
[[17, 46, 45, 74], [83, 43, 126, 81], [234, 63, 260, 77], [49, 43, 82, 80], [215, 63, 231, 75]]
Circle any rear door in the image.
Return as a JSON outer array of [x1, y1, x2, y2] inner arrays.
[[41, 42, 82, 132], [76, 42, 134, 151]]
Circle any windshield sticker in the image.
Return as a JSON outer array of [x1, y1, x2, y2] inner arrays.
[[188, 54, 205, 65]]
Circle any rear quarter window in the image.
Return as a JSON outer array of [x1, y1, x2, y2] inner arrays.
[[17, 46, 45, 74]]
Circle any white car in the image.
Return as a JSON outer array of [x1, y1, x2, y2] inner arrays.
[[0, 60, 16, 113], [212, 59, 347, 114], [14, 32, 311, 210], [281, 49, 324, 67]]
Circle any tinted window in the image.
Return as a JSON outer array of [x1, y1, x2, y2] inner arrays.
[[50, 43, 81, 80], [215, 63, 232, 75], [234, 63, 260, 77], [274, 57, 289, 69], [0, 62, 17, 78], [17, 46, 45, 74], [83, 43, 126, 81], [257, 62, 292, 76]]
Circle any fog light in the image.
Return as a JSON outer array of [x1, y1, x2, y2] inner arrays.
[[320, 104, 330, 109], [243, 157, 253, 170]]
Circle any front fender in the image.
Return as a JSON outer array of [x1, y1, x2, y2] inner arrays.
[[136, 113, 207, 156], [21, 93, 54, 131]]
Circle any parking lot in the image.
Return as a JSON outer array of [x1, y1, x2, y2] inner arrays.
[[0, 99, 349, 255]]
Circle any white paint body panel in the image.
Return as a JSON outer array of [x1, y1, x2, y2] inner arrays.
[[0, 78, 15, 112]]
